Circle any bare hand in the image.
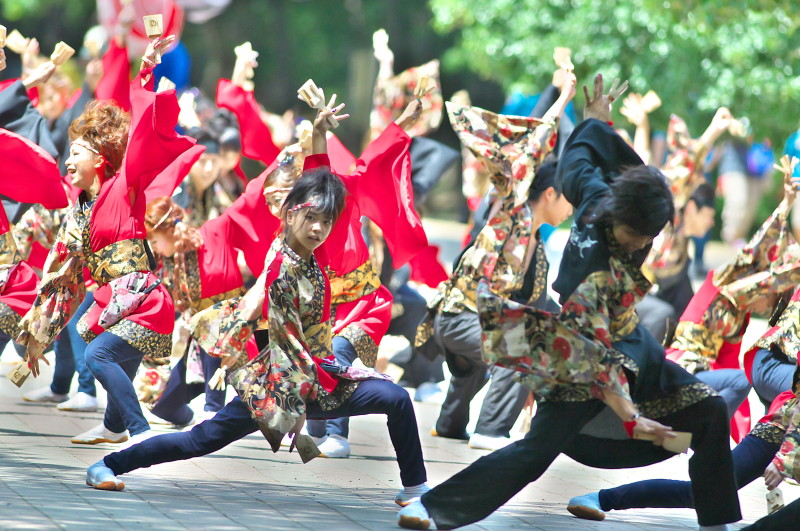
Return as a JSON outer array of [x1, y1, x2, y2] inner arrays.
[[620, 93, 647, 127], [22, 60, 56, 90], [0, 49, 6, 72], [21, 37, 40, 72], [583, 74, 628, 122], [776, 155, 799, 204], [394, 99, 422, 131], [26, 339, 49, 378], [142, 35, 176, 68], [764, 462, 785, 490], [313, 94, 350, 133], [710, 107, 733, 134], [287, 412, 307, 453], [632, 416, 676, 446]]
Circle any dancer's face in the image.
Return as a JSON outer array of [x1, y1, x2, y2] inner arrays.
[[612, 223, 654, 254], [535, 187, 573, 227], [148, 230, 177, 258], [284, 207, 333, 261], [683, 202, 715, 238], [65, 138, 103, 193]]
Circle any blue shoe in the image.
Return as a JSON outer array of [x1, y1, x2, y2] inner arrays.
[[567, 492, 604, 521], [86, 460, 125, 491], [397, 500, 437, 529]]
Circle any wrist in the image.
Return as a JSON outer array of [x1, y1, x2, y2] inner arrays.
[[623, 412, 641, 438]]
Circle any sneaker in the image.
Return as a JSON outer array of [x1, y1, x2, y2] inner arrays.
[[395, 483, 431, 507], [56, 392, 98, 412], [22, 387, 68, 403], [317, 433, 350, 458], [413, 382, 446, 405], [567, 492, 605, 521], [468, 433, 513, 451], [71, 423, 129, 445], [397, 500, 437, 529], [86, 460, 124, 491]]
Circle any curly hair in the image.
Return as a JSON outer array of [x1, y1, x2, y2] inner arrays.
[[68, 100, 130, 181], [145, 197, 203, 254]]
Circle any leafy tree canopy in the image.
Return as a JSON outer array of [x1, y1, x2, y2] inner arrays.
[[429, 0, 800, 143]]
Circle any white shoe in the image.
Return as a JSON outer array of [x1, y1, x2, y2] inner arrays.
[[468, 433, 513, 451], [395, 483, 431, 507], [23, 387, 68, 403], [117, 429, 156, 450], [71, 423, 129, 445], [56, 392, 98, 412], [317, 433, 351, 458], [413, 382, 446, 405], [397, 500, 437, 529]]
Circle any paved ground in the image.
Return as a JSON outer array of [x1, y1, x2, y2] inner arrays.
[[1, 220, 797, 530]]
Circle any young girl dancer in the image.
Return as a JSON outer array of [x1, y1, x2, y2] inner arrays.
[[86, 104, 429, 507]]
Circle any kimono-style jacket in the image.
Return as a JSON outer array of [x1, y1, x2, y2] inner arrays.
[[19, 67, 196, 360], [479, 119, 711, 418], [0, 128, 68, 338], [415, 103, 557, 358]]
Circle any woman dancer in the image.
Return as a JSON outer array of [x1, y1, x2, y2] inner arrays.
[[21, 36, 195, 444]]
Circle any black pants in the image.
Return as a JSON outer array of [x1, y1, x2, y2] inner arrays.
[[105, 380, 427, 487], [421, 395, 740, 528], [598, 434, 778, 510]]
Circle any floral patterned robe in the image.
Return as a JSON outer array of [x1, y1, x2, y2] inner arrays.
[[479, 119, 713, 418], [415, 103, 557, 356]]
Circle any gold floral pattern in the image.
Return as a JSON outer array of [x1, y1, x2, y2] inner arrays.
[[327, 259, 380, 305], [0, 301, 21, 338], [750, 421, 786, 445], [106, 319, 172, 361], [754, 296, 800, 365], [84, 239, 152, 286], [337, 324, 378, 368]]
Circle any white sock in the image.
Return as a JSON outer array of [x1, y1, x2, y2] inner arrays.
[[402, 483, 429, 495], [699, 525, 729, 531]]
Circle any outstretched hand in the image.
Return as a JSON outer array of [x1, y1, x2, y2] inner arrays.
[[394, 99, 422, 131], [763, 462, 785, 490], [313, 94, 350, 133], [22, 60, 56, 90], [583, 73, 628, 122], [620, 93, 647, 127], [25, 339, 49, 378], [142, 35, 176, 69]]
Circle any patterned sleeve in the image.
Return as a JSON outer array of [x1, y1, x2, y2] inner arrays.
[[12, 205, 59, 260], [716, 200, 792, 285], [446, 102, 558, 209], [477, 278, 631, 401], [772, 397, 800, 483], [18, 209, 85, 346]]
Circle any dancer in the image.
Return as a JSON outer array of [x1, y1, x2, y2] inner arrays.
[[20, 36, 194, 445], [416, 65, 575, 450], [85, 111, 430, 504], [398, 74, 740, 531]]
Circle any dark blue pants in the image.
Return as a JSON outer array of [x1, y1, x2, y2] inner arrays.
[[104, 379, 427, 486], [695, 368, 751, 418], [51, 292, 96, 396], [306, 336, 357, 438], [85, 331, 149, 436], [150, 344, 225, 425], [751, 348, 795, 406], [598, 434, 779, 511]]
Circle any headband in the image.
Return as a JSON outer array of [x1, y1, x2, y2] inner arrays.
[[151, 204, 176, 230], [72, 139, 111, 171]]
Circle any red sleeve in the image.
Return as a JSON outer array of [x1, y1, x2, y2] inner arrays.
[[216, 79, 280, 165], [348, 122, 428, 267], [143, 144, 206, 204], [409, 244, 449, 287], [217, 165, 281, 276], [0, 128, 68, 211], [95, 39, 132, 111], [123, 68, 198, 194]]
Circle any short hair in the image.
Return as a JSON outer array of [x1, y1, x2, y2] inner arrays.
[[528, 156, 561, 203], [590, 165, 674, 237], [280, 167, 347, 223], [68, 100, 130, 180], [687, 182, 716, 210]]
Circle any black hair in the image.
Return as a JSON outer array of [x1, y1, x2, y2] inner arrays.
[[186, 127, 220, 155], [219, 127, 241, 153], [686, 182, 716, 210], [281, 167, 347, 223], [589, 165, 674, 237], [528, 156, 561, 203]]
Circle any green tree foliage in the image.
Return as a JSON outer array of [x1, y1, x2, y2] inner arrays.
[[429, 0, 800, 143]]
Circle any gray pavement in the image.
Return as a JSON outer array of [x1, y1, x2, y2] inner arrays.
[[1, 219, 798, 529]]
